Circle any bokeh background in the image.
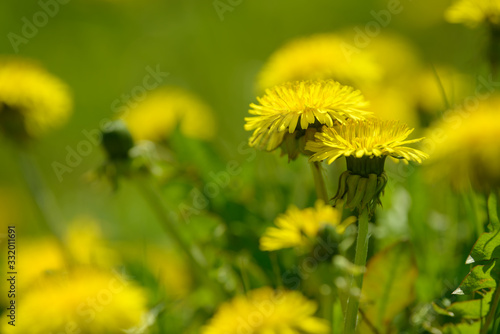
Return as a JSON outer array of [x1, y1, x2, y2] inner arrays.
[[0, 0, 496, 333]]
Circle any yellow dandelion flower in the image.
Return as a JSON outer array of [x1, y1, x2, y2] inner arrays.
[[445, 0, 500, 27], [122, 86, 216, 142], [0, 57, 72, 139], [257, 33, 381, 91], [307, 119, 428, 165], [306, 119, 427, 211], [413, 65, 470, 117], [358, 33, 423, 127], [145, 246, 193, 299], [4, 238, 66, 292], [2, 268, 148, 334], [65, 217, 120, 268], [425, 97, 500, 191], [260, 201, 355, 252], [202, 287, 329, 334], [245, 80, 370, 159]]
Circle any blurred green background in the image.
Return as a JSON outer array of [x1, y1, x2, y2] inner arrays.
[[0, 0, 494, 332]]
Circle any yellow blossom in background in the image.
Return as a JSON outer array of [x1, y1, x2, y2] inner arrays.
[[260, 201, 356, 251], [145, 246, 193, 299], [0, 57, 72, 139], [65, 216, 120, 268], [445, 0, 500, 27], [360, 34, 423, 127], [2, 268, 148, 334], [9, 238, 66, 292], [307, 119, 428, 165], [257, 33, 381, 91], [425, 97, 500, 191], [413, 65, 470, 117], [202, 287, 329, 334], [245, 80, 370, 156], [122, 86, 216, 142]]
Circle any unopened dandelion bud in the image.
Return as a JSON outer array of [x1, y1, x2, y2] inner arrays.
[[101, 120, 135, 162]]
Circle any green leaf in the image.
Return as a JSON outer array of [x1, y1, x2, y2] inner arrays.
[[446, 291, 493, 319], [441, 321, 481, 334], [468, 230, 500, 264], [453, 260, 499, 295], [358, 241, 418, 332]]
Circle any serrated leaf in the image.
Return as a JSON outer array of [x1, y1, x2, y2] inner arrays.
[[455, 260, 499, 295], [468, 230, 500, 263], [358, 241, 418, 332], [441, 321, 481, 334]]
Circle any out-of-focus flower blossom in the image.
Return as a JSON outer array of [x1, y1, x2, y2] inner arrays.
[[0, 57, 72, 140], [260, 201, 355, 251], [202, 287, 329, 334], [122, 86, 216, 142]]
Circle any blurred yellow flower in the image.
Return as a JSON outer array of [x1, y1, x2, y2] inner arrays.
[[257, 33, 381, 91], [413, 65, 470, 117], [65, 216, 120, 268], [307, 119, 428, 165], [245, 80, 370, 156], [145, 246, 193, 299], [445, 0, 500, 27], [122, 86, 216, 142], [202, 287, 329, 334], [260, 201, 355, 251], [360, 34, 423, 127], [2, 268, 148, 334], [11, 238, 66, 292], [426, 97, 500, 191], [0, 57, 72, 139]]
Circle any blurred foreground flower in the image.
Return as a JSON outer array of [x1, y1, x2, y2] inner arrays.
[[202, 287, 329, 334], [445, 0, 500, 27], [426, 97, 500, 192], [307, 119, 427, 211], [257, 33, 381, 91], [122, 86, 216, 142], [260, 200, 355, 252], [245, 80, 370, 160], [2, 268, 148, 334], [0, 57, 72, 141]]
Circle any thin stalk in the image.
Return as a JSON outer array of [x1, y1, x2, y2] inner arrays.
[[16, 149, 64, 239], [481, 282, 500, 334], [133, 177, 227, 298], [344, 209, 370, 334], [311, 161, 329, 203]]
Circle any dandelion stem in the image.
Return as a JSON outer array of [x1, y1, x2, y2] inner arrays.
[[311, 161, 329, 203], [344, 209, 370, 334], [133, 176, 227, 298], [16, 149, 64, 239], [481, 280, 500, 334]]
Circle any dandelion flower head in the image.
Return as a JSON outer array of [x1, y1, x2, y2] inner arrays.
[[122, 86, 216, 142], [425, 97, 500, 191], [260, 201, 356, 252], [445, 0, 500, 27], [257, 33, 381, 91], [0, 57, 72, 139], [202, 287, 329, 334], [245, 80, 370, 153]]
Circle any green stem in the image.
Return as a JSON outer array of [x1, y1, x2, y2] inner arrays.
[[133, 176, 227, 298], [481, 282, 500, 334], [311, 161, 329, 203], [344, 209, 370, 334], [17, 149, 64, 239]]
